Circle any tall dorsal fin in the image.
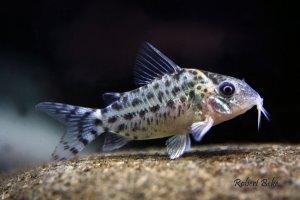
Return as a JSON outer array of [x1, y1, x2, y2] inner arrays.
[[102, 92, 121, 105], [134, 42, 182, 85]]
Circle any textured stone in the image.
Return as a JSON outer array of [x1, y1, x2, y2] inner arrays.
[[0, 144, 300, 200]]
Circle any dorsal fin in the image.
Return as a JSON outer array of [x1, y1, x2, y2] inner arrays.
[[102, 92, 121, 105], [134, 42, 182, 85]]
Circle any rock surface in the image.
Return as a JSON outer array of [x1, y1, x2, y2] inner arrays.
[[1, 144, 300, 200]]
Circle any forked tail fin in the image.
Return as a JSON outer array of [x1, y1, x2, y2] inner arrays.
[[36, 102, 103, 161]]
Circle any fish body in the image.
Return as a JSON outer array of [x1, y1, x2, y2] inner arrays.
[[36, 43, 269, 161], [101, 69, 204, 140]]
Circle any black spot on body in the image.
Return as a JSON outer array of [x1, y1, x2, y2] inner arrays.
[[101, 108, 108, 114], [95, 119, 103, 126], [189, 91, 195, 99], [111, 102, 122, 111], [188, 70, 195, 75], [178, 105, 182, 117], [153, 83, 159, 90], [132, 98, 142, 107], [147, 118, 151, 125], [180, 96, 186, 103], [194, 76, 203, 81], [150, 104, 160, 112], [64, 145, 69, 150], [181, 83, 187, 91], [139, 109, 147, 118], [173, 70, 185, 81], [165, 80, 171, 87], [133, 136, 138, 139], [163, 112, 167, 120], [122, 96, 128, 103], [157, 91, 164, 103], [171, 86, 181, 96], [187, 81, 195, 88], [118, 124, 125, 131], [124, 113, 134, 120], [104, 127, 109, 132], [204, 88, 208, 93], [70, 147, 79, 154], [147, 92, 154, 100], [108, 116, 117, 123], [167, 99, 175, 108]]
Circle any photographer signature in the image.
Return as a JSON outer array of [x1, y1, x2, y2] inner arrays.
[[234, 177, 279, 188]]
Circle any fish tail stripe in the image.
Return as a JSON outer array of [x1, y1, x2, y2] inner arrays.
[[36, 102, 104, 161]]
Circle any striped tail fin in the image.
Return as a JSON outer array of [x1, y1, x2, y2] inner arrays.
[[36, 102, 103, 161]]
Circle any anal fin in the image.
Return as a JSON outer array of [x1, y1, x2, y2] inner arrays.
[[102, 133, 131, 152], [166, 134, 191, 159]]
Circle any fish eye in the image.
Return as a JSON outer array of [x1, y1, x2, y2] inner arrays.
[[219, 82, 235, 97]]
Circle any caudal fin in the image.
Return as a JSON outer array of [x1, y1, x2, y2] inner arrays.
[[36, 102, 103, 161]]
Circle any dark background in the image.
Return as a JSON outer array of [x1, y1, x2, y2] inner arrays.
[[0, 0, 298, 170]]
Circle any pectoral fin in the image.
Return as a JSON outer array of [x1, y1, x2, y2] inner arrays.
[[166, 134, 191, 159], [191, 116, 214, 142]]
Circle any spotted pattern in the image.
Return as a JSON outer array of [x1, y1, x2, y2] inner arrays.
[[150, 105, 160, 112], [132, 98, 142, 107], [95, 119, 103, 126], [99, 68, 209, 140], [108, 116, 117, 123], [147, 93, 154, 99], [124, 113, 134, 120], [111, 102, 123, 110]]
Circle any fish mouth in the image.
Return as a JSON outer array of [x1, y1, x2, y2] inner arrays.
[[256, 95, 270, 130]]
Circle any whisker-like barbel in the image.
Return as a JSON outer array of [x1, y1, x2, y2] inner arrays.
[[257, 97, 270, 130]]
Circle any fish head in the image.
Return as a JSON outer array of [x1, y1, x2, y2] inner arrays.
[[201, 71, 270, 128]]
